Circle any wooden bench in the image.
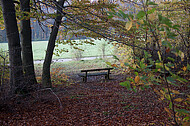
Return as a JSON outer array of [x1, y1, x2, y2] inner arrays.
[[78, 68, 113, 82]]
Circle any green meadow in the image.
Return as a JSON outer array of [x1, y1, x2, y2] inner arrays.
[[0, 39, 114, 60]]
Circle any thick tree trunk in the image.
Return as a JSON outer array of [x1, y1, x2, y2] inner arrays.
[[42, 0, 65, 88], [1, 0, 24, 94], [20, 0, 37, 89]]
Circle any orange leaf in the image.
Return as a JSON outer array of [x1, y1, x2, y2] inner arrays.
[[136, 23, 139, 29], [111, 64, 118, 68], [166, 48, 170, 53], [135, 76, 140, 83]]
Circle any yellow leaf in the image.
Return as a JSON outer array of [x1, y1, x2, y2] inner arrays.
[[182, 66, 187, 71], [174, 98, 183, 102], [161, 24, 169, 27], [149, 123, 155, 125], [164, 107, 172, 116], [157, 51, 162, 61], [154, 89, 161, 95], [120, 62, 124, 67], [186, 98, 190, 101], [179, 51, 184, 61], [148, 37, 152, 42], [165, 65, 170, 71], [160, 96, 165, 100], [160, 90, 165, 95], [135, 76, 140, 83], [171, 90, 180, 94], [132, 64, 137, 69], [134, 4, 139, 8], [160, 31, 167, 37], [138, 20, 144, 24], [125, 21, 132, 31], [0, 27, 5, 30], [184, 102, 188, 106]]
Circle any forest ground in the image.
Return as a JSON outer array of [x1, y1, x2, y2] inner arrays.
[[0, 72, 187, 125]]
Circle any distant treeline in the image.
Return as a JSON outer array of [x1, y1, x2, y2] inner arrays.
[[0, 19, 51, 43], [0, 19, 89, 43]]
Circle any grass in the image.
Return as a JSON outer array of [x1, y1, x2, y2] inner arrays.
[[1, 39, 116, 77], [0, 39, 114, 60], [34, 57, 115, 76], [53, 58, 110, 71]]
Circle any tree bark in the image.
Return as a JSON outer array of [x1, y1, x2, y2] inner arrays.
[[1, 0, 24, 94], [42, 0, 65, 88], [20, 0, 37, 89]]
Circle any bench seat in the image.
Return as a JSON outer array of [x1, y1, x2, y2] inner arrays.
[[78, 68, 113, 82], [78, 72, 108, 77]]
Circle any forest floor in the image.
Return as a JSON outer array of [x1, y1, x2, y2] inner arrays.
[[0, 73, 188, 126]]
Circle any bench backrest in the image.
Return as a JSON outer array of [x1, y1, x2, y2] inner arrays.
[[81, 68, 113, 72]]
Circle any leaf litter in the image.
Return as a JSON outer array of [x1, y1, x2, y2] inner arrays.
[[0, 74, 184, 125]]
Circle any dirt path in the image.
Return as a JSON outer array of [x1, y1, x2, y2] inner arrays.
[[0, 74, 170, 126], [34, 56, 112, 64]]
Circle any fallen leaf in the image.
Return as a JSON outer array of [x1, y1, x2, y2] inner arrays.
[[125, 21, 132, 31]]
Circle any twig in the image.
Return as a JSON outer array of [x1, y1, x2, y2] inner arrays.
[[38, 88, 63, 110], [37, 0, 159, 52], [163, 62, 179, 126]]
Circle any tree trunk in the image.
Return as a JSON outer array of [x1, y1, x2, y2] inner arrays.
[[20, 0, 37, 90], [1, 0, 24, 94], [42, 0, 65, 88]]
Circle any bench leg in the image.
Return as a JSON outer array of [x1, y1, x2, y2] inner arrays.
[[105, 73, 111, 80], [82, 77, 87, 82], [107, 70, 110, 80], [105, 74, 110, 80], [84, 77, 87, 82]]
